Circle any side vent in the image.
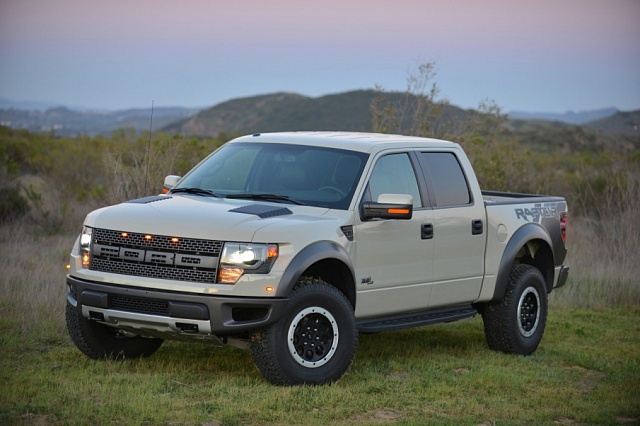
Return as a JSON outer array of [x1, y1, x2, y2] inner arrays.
[[341, 225, 354, 241]]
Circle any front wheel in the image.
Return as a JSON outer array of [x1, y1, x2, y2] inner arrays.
[[66, 301, 164, 360], [480, 264, 548, 355], [249, 278, 357, 385]]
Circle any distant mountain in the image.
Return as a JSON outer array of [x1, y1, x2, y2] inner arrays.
[[502, 117, 639, 153], [0, 97, 62, 111], [163, 91, 378, 136], [0, 106, 200, 136], [1, 92, 638, 153], [162, 90, 474, 137], [583, 110, 640, 137], [508, 108, 618, 125]]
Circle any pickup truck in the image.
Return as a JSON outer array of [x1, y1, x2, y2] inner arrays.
[[66, 131, 569, 385]]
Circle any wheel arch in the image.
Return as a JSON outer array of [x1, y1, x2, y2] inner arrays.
[[276, 241, 356, 308], [492, 223, 555, 302]]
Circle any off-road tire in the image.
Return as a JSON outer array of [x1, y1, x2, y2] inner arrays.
[[249, 278, 357, 386], [66, 301, 163, 359], [481, 264, 548, 355]]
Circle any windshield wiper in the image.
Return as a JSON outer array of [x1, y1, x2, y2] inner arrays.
[[171, 187, 222, 197], [225, 193, 306, 205]]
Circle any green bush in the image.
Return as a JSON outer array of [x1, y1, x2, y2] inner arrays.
[[0, 186, 30, 223]]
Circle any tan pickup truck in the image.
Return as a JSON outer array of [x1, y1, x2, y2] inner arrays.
[[66, 132, 569, 385]]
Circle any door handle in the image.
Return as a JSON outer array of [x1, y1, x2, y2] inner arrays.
[[421, 223, 434, 239], [472, 219, 484, 235]]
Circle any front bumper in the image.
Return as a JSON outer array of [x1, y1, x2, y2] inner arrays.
[[66, 275, 289, 341]]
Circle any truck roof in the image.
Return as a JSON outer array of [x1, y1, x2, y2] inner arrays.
[[230, 131, 459, 153]]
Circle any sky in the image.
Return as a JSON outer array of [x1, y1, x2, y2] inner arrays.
[[1, 0, 639, 113]]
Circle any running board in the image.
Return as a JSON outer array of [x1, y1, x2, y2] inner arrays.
[[357, 305, 477, 333]]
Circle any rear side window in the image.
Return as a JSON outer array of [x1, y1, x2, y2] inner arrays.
[[417, 152, 471, 206]]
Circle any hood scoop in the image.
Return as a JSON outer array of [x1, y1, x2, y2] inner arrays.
[[125, 195, 172, 204], [229, 204, 293, 219]]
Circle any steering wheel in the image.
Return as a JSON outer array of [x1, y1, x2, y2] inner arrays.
[[319, 186, 347, 197]]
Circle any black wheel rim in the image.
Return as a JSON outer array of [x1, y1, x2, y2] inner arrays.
[[288, 307, 338, 368], [517, 286, 541, 337]]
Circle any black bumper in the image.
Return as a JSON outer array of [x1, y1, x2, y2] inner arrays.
[[66, 275, 289, 335]]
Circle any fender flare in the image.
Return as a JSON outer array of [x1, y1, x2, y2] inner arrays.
[[275, 241, 355, 299], [491, 223, 553, 302]]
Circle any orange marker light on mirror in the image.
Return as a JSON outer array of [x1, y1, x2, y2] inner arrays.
[[388, 208, 410, 215]]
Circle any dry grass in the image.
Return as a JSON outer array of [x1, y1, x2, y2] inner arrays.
[[0, 222, 74, 341], [551, 172, 640, 309], [552, 213, 640, 309]]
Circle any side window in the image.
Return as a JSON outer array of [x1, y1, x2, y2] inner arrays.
[[367, 153, 422, 208], [417, 152, 471, 206]]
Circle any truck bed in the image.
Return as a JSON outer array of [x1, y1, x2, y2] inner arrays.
[[482, 190, 566, 205]]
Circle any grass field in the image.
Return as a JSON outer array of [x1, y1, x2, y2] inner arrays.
[[1, 212, 639, 425], [1, 307, 638, 425]]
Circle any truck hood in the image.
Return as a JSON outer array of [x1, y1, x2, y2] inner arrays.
[[84, 194, 333, 242]]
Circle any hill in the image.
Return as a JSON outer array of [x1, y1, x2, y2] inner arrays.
[[584, 109, 640, 137], [502, 119, 636, 152], [163, 91, 386, 136], [1, 91, 638, 152], [163, 90, 638, 153], [162, 90, 477, 137]]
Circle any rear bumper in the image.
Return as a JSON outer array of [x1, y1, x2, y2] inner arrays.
[[66, 275, 289, 339]]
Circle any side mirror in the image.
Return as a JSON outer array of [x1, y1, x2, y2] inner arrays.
[[162, 175, 181, 194], [361, 194, 413, 221]]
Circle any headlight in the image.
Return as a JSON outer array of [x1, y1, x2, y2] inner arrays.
[[218, 243, 278, 284], [79, 226, 92, 268]]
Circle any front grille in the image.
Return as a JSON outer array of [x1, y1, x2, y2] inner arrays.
[[93, 228, 222, 255], [89, 228, 223, 284], [91, 258, 218, 283]]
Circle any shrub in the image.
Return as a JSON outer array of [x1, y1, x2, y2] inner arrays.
[[0, 185, 30, 223]]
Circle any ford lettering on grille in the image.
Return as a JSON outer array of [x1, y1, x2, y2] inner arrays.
[[89, 228, 223, 283]]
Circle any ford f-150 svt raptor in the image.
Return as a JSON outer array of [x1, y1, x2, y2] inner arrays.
[[66, 131, 569, 385]]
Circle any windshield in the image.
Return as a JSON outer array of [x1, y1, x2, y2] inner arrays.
[[174, 142, 368, 210]]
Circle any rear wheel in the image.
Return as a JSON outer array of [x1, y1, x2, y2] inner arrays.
[[249, 278, 357, 385], [66, 301, 163, 360], [481, 264, 548, 355]]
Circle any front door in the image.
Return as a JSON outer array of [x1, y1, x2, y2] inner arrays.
[[354, 152, 434, 318]]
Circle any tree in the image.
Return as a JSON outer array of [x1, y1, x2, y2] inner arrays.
[[370, 61, 532, 193]]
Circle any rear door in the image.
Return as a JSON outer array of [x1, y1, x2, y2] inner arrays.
[[415, 151, 486, 307]]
